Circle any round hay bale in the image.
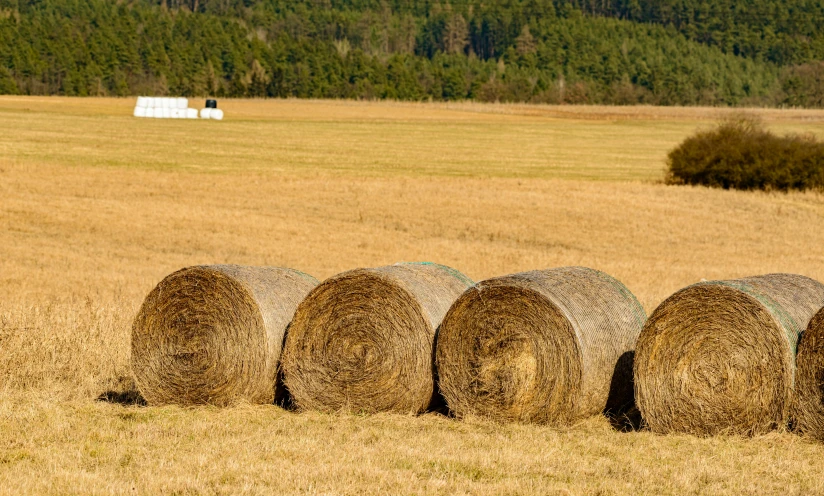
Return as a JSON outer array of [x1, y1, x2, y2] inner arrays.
[[794, 307, 824, 440], [635, 273, 824, 436], [211, 109, 224, 121], [200, 108, 212, 119], [132, 265, 318, 406], [435, 267, 645, 424], [281, 262, 473, 414]]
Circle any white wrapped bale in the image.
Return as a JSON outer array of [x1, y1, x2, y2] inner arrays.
[[200, 108, 212, 119], [151, 97, 162, 108], [134, 106, 147, 118], [186, 108, 199, 119], [210, 109, 224, 120], [163, 97, 173, 109], [170, 108, 181, 118], [146, 107, 155, 118], [136, 96, 149, 108], [177, 97, 188, 109]]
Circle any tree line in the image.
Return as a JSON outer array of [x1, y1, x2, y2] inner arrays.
[[0, 0, 822, 106]]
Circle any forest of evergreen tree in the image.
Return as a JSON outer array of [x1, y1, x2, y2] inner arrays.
[[1, 0, 823, 106]]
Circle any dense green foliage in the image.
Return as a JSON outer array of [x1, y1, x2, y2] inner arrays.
[[566, 0, 824, 65], [667, 117, 824, 191], [0, 0, 822, 105]]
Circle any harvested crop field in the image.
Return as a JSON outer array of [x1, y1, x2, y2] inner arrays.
[[2, 97, 824, 494]]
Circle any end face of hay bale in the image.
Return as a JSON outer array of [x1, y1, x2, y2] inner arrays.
[[794, 307, 824, 441], [131, 265, 317, 406], [635, 274, 824, 436], [281, 263, 472, 414], [435, 267, 646, 425]]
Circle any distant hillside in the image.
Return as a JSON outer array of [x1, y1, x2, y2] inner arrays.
[[0, 0, 821, 106]]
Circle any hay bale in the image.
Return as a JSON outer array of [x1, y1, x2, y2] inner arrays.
[[281, 262, 473, 414], [635, 273, 824, 436], [435, 267, 645, 424], [131, 265, 318, 406], [794, 306, 824, 440]]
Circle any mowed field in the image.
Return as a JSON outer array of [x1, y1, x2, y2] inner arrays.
[[2, 96, 824, 494]]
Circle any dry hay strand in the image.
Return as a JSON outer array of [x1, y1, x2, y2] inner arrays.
[[635, 273, 824, 436], [281, 262, 473, 414], [794, 307, 824, 441], [131, 265, 318, 406], [435, 266, 646, 425]]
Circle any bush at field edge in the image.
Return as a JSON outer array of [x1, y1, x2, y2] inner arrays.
[[666, 116, 824, 191]]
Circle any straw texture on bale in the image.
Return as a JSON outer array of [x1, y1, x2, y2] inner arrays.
[[794, 307, 824, 440], [635, 273, 824, 436], [435, 267, 646, 425], [281, 262, 473, 414], [132, 265, 318, 406]]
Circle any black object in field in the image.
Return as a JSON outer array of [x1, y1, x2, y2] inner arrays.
[[206, 99, 217, 109]]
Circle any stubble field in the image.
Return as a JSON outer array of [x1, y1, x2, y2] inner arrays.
[[2, 97, 824, 494]]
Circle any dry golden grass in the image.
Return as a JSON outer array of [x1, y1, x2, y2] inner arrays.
[[2, 96, 824, 494]]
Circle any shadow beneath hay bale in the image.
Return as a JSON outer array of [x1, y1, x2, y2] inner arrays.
[[97, 389, 146, 406], [274, 366, 296, 411], [606, 406, 643, 432], [96, 376, 147, 406], [429, 327, 453, 418], [275, 324, 298, 411], [427, 387, 451, 417], [604, 351, 643, 432]]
